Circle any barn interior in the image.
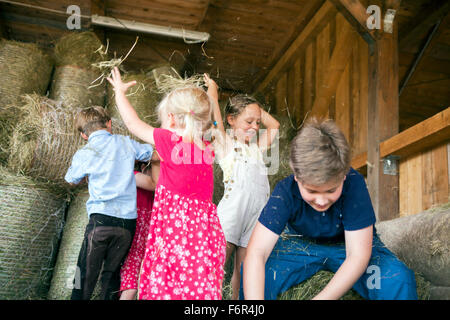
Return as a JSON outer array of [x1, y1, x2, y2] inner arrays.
[[0, 0, 449, 300]]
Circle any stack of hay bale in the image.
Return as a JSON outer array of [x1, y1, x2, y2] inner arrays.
[[0, 32, 100, 299], [49, 32, 106, 109], [0, 38, 63, 300], [0, 39, 53, 164]]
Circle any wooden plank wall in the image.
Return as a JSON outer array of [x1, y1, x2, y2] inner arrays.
[[399, 142, 450, 216], [267, 11, 370, 160], [261, 4, 448, 217]]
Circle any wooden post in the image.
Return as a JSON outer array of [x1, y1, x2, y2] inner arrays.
[[367, 11, 400, 221]]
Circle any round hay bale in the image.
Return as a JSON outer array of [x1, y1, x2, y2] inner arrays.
[[107, 72, 161, 126], [0, 39, 53, 108], [7, 94, 84, 187], [49, 65, 105, 108], [376, 203, 450, 286], [48, 190, 89, 300], [0, 166, 67, 299], [50, 32, 106, 108]]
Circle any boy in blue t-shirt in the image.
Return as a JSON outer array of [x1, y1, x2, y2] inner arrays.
[[65, 106, 153, 300], [242, 118, 417, 300]]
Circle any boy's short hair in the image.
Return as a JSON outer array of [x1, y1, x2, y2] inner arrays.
[[290, 118, 350, 185], [75, 106, 111, 136]]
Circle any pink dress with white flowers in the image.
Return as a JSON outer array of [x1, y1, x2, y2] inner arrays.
[[138, 128, 226, 300]]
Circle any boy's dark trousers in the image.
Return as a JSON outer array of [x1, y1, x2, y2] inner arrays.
[[71, 214, 136, 300]]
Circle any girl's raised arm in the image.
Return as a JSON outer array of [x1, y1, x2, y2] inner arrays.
[[107, 67, 155, 145], [258, 108, 280, 150], [204, 73, 225, 135]]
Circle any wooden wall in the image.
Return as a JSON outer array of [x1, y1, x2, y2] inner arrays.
[[265, 10, 370, 163], [257, 1, 449, 219], [399, 142, 450, 216]]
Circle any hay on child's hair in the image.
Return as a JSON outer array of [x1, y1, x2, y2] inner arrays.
[[0, 166, 67, 299], [50, 32, 106, 108], [48, 190, 89, 300], [0, 39, 53, 108], [7, 94, 85, 188], [155, 71, 204, 95]]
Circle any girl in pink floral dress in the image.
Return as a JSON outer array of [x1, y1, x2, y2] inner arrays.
[[107, 67, 226, 300]]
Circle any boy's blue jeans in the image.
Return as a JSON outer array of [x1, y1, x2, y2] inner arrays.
[[240, 235, 418, 300]]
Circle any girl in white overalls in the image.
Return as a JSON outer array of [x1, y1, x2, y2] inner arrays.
[[205, 75, 280, 299]]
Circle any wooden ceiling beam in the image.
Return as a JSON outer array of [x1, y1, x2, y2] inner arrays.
[[399, 0, 450, 50], [328, 0, 378, 45], [400, 11, 450, 95]]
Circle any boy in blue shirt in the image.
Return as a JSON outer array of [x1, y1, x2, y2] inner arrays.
[[242, 118, 417, 300], [65, 106, 153, 300]]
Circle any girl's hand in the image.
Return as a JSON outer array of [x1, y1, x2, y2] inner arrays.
[[204, 73, 219, 101], [106, 67, 136, 94]]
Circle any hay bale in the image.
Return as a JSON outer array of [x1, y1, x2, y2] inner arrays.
[[376, 203, 450, 287], [7, 94, 85, 187], [49, 32, 106, 108], [106, 65, 182, 127], [0, 166, 67, 299], [49, 65, 105, 108], [0, 39, 53, 162], [107, 72, 161, 126], [48, 190, 89, 300], [0, 39, 53, 108], [267, 115, 296, 192]]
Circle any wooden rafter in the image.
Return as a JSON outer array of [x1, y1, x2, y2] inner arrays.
[[399, 0, 450, 49], [328, 0, 378, 45]]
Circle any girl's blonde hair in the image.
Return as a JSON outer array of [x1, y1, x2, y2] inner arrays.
[[157, 86, 215, 146], [290, 117, 351, 185]]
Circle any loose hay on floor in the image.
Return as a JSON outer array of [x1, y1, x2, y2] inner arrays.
[[0, 167, 68, 300]]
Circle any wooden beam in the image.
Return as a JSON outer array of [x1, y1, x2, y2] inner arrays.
[[367, 10, 400, 221], [253, 1, 336, 94], [309, 16, 356, 119], [328, 0, 377, 45], [352, 107, 450, 169], [399, 12, 450, 95]]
